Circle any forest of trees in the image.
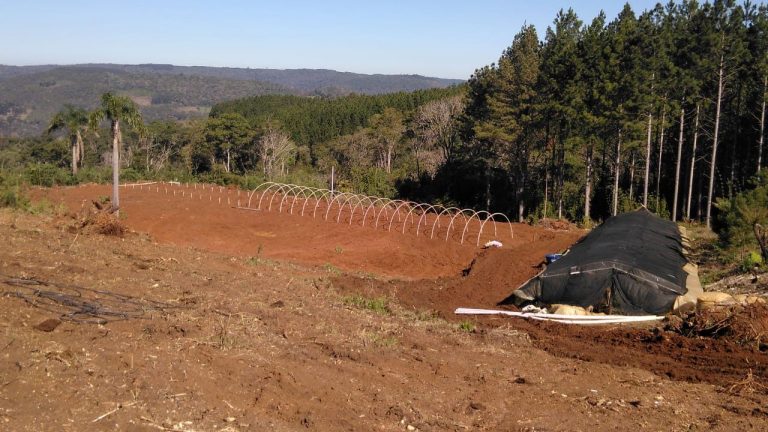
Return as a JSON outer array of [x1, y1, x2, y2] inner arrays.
[[2, 1, 768, 235], [451, 0, 768, 227]]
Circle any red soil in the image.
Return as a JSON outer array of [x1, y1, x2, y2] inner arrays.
[[32, 184, 768, 398], [34, 183, 579, 281]]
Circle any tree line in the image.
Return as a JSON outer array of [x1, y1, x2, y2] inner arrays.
[[453, 1, 768, 226], [0, 86, 464, 198], [3, 1, 767, 231]]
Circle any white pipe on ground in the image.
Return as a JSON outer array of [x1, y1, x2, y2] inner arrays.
[[454, 307, 664, 324]]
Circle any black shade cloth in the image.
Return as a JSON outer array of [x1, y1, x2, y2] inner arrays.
[[501, 209, 688, 315]]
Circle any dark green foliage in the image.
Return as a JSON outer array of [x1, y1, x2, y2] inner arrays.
[[0, 172, 29, 209], [715, 173, 768, 250], [210, 87, 463, 150], [24, 164, 75, 187]]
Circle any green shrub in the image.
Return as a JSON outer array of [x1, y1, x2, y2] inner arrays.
[[0, 186, 29, 209], [742, 251, 764, 271], [74, 166, 112, 184], [24, 164, 75, 187], [715, 173, 768, 249], [458, 320, 476, 333], [121, 167, 144, 182]]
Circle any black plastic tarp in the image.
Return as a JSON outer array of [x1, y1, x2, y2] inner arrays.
[[501, 209, 688, 315]]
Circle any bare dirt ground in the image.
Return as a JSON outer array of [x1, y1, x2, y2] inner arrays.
[[0, 185, 766, 431]]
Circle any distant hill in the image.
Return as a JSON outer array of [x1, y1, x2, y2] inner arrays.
[[0, 64, 463, 136]]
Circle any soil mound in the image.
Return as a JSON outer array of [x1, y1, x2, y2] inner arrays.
[[67, 199, 126, 237], [537, 217, 577, 231], [673, 303, 768, 351]]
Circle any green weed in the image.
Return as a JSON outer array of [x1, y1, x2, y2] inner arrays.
[[323, 263, 341, 275], [343, 295, 390, 315], [458, 321, 476, 333]]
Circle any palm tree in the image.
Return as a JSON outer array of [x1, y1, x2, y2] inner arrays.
[[89, 93, 144, 214], [47, 105, 89, 175]]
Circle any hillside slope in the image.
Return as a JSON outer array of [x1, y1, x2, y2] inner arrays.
[[0, 67, 293, 136], [0, 64, 463, 136]]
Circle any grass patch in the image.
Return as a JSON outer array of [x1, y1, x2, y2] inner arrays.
[[458, 320, 476, 333], [0, 185, 30, 210], [359, 329, 399, 348], [400, 308, 441, 322], [0, 179, 63, 216], [343, 295, 391, 315], [245, 244, 264, 266], [323, 263, 341, 275]]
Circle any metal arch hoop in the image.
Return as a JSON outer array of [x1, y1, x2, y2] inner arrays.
[[387, 201, 415, 232], [288, 185, 319, 214], [460, 210, 491, 245], [336, 193, 363, 223], [350, 195, 381, 226], [267, 183, 294, 211], [429, 207, 465, 239], [403, 203, 441, 235], [240, 182, 516, 247], [362, 197, 393, 227], [311, 190, 335, 218], [324, 192, 355, 221], [301, 188, 329, 216], [445, 209, 477, 242], [250, 182, 280, 209], [415, 204, 447, 236], [375, 199, 406, 229], [339, 194, 375, 224], [476, 212, 514, 246], [277, 184, 306, 212]]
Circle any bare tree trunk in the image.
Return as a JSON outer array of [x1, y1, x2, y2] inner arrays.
[[672, 107, 685, 221], [584, 144, 593, 224], [643, 76, 655, 208], [558, 142, 564, 219], [612, 130, 622, 216], [656, 103, 667, 212], [543, 164, 549, 219], [629, 151, 636, 203], [643, 112, 653, 207], [686, 104, 700, 221], [71, 135, 79, 176], [485, 168, 491, 211], [707, 45, 725, 229], [78, 132, 84, 167], [145, 136, 150, 172], [226, 148, 231, 173], [517, 180, 525, 223], [697, 166, 704, 219], [758, 75, 766, 173], [415, 147, 421, 178], [112, 119, 121, 215], [517, 163, 526, 223], [729, 83, 744, 200]]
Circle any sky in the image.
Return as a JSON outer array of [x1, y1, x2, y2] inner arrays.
[[1, 1, 661, 79]]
